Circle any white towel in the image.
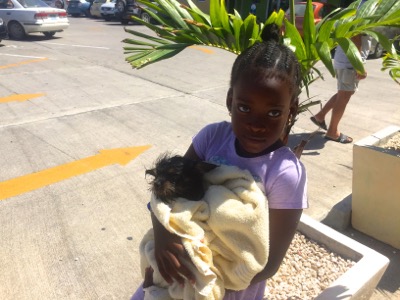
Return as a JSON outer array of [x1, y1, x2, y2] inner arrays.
[[139, 165, 269, 300]]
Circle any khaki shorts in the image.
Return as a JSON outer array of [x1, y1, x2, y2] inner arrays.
[[336, 68, 359, 91]]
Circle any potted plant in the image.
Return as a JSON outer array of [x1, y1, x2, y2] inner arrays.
[[352, 125, 400, 249]]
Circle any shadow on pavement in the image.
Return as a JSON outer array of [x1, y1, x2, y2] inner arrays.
[[342, 227, 400, 295]]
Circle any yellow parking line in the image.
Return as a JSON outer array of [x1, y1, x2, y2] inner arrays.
[[189, 45, 215, 54], [0, 93, 45, 103], [0, 57, 48, 69], [0, 145, 151, 201]]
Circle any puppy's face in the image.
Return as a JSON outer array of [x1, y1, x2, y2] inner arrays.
[[146, 154, 217, 203]]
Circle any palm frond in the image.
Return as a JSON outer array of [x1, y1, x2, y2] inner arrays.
[[123, 0, 400, 85], [381, 52, 400, 84]]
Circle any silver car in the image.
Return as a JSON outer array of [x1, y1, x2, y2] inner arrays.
[[0, 0, 69, 40], [369, 26, 400, 59], [100, 0, 116, 21]]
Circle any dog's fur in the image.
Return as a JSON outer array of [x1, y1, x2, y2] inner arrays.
[[145, 154, 217, 203]]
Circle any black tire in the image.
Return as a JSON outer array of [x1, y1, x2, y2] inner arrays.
[[8, 21, 25, 40], [393, 40, 400, 52], [72, 13, 80, 17], [115, 0, 126, 14], [104, 16, 112, 21], [141, 11, 151, 23], [121, 19, 129, 25], [43, 31, 56, 38], [372, 43, 384, 58]]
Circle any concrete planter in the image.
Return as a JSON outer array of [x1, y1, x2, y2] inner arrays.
[[352, 125, 400, 249], [299, 214, 389, 299]]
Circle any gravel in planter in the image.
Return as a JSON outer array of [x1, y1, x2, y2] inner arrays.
[[264, 232, 356, 300], [382, 132, 400, 152]]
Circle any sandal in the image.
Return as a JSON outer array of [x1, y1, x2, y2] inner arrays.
[[324, 133, 353, 144], [310, 116, 328, 131]]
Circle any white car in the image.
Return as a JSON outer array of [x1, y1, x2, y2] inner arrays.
[[0, 0, 69, 40], [100, 0, 116, 21], [90, 0, 113, 18]]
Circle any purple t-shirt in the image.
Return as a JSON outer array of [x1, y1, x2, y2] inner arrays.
[[193, 121, 308, 210], [131, 121, 308, 300]]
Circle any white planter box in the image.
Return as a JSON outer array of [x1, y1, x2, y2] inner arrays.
[[352, 126, 400, 249], [299, 214, 389, 300]]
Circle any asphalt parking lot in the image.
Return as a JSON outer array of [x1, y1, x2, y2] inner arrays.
[[1, 16, 399, 300]]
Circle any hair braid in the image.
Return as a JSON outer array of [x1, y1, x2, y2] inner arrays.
[[230, 23, 301, 102]]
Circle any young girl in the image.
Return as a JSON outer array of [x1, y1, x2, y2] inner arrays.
[[132, 23, 308, 300]]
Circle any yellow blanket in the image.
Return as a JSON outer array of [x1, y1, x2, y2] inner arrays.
[[139, 165, 269, 300]]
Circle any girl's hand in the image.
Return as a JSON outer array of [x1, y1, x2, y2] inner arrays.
[[151, 213, 195, 286], [356, 71, 367, 80], [143, 267, 154, 288]]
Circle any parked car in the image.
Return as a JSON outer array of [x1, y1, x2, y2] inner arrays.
[[90, 0, 112, 18], [43, 0, 65, 9], [0, 17, 8, 42], [100, 0, 116, 21], [368, 26, 400, 59], [0, 0, 69, 40], [285, 2, 337, 36], [67, 0, 91, 17], [115, 0, 156, 24]]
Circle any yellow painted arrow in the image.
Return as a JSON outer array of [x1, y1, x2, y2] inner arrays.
[[0, 93, 45, 103], [0, 145, 151, 201]]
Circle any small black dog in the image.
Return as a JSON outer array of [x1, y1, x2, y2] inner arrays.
[[145, 153, 217, 203]]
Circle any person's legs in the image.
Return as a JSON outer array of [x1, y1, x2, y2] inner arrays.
[[314, 92, 338, 122], [312, 68, 358, 143], [325, 89, 354, 140]]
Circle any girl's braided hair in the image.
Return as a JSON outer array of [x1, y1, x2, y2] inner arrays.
[[230, 23, 302, 103]]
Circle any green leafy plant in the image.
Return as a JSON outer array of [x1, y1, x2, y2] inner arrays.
[[122, 0, 400, 152], [382, 51, 400, 84], [123, 0, 399, 78]]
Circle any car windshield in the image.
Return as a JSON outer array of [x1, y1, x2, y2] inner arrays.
[[286, 4, 316, 17], [17, 0, 49, 8]]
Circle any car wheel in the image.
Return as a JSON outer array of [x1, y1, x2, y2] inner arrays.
[[43, 31, 56, 38], [85, 10, 91, 17], [372, 43, 384, 58], [72, 13, 80, 17], [55, 0, 63, 8], [393, 40, 400, 52], [115, 0, 126, 13], [141, 11, 151, 23], [121, 19, 129, 24], [104, 16, 112, 21], [8, 21, 25, 40]]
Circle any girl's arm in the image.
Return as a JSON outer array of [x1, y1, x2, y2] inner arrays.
[[151, 144, 200, 285], [251, 208, 303, 283]]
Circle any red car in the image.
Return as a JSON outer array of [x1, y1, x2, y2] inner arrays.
[[285, 2, 337, 36]]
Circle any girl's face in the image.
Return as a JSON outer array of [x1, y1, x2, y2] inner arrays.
[[227, 75, 293, 155]]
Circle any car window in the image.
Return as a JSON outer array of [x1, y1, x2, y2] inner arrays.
[[0, 0, 10, 8], [17, 0, 48, 7], [0, 0, 14, 8]]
